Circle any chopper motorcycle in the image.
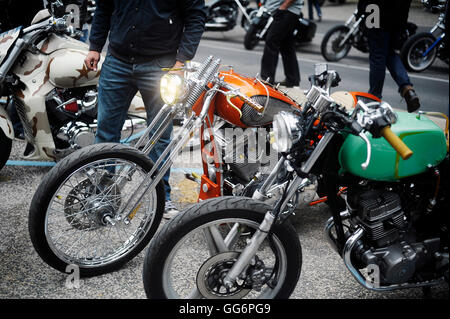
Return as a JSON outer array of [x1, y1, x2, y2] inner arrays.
[[243, 1, 317, 50], [27, 55, 378, 276], [0, 8, 146, 172], [141, 66, 449, 299], [321, 9, 417, 62], [400, 0, 448, 72]]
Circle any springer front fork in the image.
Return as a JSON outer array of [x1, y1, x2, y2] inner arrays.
[[115, 87, 219, 222]]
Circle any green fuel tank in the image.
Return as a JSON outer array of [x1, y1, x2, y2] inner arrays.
[[339, 112, 447, 182]]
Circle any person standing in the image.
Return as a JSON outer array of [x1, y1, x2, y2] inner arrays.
[[260, 0, 303, 88], [358, 0, 420, 112], [308, 0, 322, 22], [84, 0, 207, 218]]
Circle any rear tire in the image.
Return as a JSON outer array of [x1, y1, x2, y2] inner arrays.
[[143, 196, 302, 299], [28, 143, 165, 277], [0, 129, 12, 171]]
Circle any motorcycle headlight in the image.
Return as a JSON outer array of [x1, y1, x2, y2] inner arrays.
[[160, 73, 188, 105], [272, 111, 302, 153]]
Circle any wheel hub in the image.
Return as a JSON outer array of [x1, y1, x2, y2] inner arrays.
[[64, 176, 121, 230], [196, 251, 251, 299]]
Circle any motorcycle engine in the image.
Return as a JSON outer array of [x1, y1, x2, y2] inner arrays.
[[46, 87, 97, 151], [348, 189, 443, 285]]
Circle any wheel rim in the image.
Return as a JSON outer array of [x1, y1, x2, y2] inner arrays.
[[45, 158, 158, 268], [324, 30, 351, 61], [407, 37, 436, 71], [160, 218, 288, 299]]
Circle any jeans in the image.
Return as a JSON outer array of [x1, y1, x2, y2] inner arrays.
[[260, 10, 300, 86], [96, 52, 175, 200], [367, 29, 412, 99], [308, 0, 322, 20]]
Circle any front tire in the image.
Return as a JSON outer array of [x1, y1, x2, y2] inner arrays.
[[244, 24, 261, 50], [143, 197, 302, 299], [321, 25, 352, 62], [28, 143, 165, 277]]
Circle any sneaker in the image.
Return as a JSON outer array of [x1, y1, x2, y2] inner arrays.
[[163, 200, 179, 219]]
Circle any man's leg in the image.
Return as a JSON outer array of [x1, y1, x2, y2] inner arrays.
[[260, 12, 286, 84], [367, 29, 389, 99], [96, 54, 138, 144], [386, 33, 420, 112], [280, 11, 301, 86]]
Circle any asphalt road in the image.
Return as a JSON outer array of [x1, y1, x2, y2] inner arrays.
[[0, 1, 449, 300]]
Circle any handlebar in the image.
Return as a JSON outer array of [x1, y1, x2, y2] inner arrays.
[[380, 126, 413, 160]]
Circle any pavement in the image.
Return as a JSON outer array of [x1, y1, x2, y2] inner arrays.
[[0, 0, 449, 300]]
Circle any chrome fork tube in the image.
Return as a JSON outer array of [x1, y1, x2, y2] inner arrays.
[[222, 212, 276, 289], [339, 17, 363, 47], [120, 90, 217, 220], [252, 157, 286, 201], [134, 103, 173, 151]]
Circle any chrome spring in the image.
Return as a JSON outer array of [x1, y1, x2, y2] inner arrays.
[[184, 56, 221, 110]]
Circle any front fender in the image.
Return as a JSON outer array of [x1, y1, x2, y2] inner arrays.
[[0, 106, 14, 140]]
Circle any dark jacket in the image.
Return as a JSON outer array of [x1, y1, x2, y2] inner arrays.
[[357, 0, 412, 31], [89, 0, 207, 63]]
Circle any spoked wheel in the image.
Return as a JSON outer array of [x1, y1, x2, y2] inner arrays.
[[401, 32, 438, 72], [143, 197, 302, 299], [28, 143, 165, 277], [321, 25, 352, 62]]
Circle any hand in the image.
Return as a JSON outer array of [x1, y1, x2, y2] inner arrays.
[[168, 60, 185, 77], [84, 51, 101, 71]]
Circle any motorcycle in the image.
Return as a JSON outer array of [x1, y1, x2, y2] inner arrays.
[[141, 65, 449, 299], [321, 9, 418, 62], [27, 53, 379, 276], [243, 1, 317, 50], [0, 7, 146, 171], [401, 0, 448, 72], [205, 0, 256, 32]]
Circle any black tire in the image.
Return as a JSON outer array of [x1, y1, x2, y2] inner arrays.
[[28, 143, 165, 277], [0, 129, 12, 171], [244, 24, 261, 50], [400, 32, 438, 72], [241, 8, 257, 31], [321, 25, 352, 62], [143, 196, 302, 299]]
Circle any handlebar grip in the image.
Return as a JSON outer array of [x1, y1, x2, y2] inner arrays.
[[381, 126, 413, 160]]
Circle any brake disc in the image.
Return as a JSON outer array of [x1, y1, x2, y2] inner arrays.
[[196, 251, 251, 299], [64, 176, 121, 230]]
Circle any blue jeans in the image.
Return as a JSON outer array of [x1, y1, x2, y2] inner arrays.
[[96, 53, 175, 200], [308, 0, 322, 20], [367, 29, 412, 99]]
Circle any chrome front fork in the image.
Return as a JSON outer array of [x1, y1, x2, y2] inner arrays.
[[118, 89, 217, 221], [223, 132, 335, 288]]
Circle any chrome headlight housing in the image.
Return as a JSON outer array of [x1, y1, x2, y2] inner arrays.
[[272, 111, 302, 153], [160, 73, 188, 105]]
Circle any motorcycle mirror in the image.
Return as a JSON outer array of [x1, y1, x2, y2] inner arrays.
[[314, 63, 328, 76]]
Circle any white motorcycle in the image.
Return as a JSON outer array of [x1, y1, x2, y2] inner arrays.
[[0, 7, 145, 171]]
